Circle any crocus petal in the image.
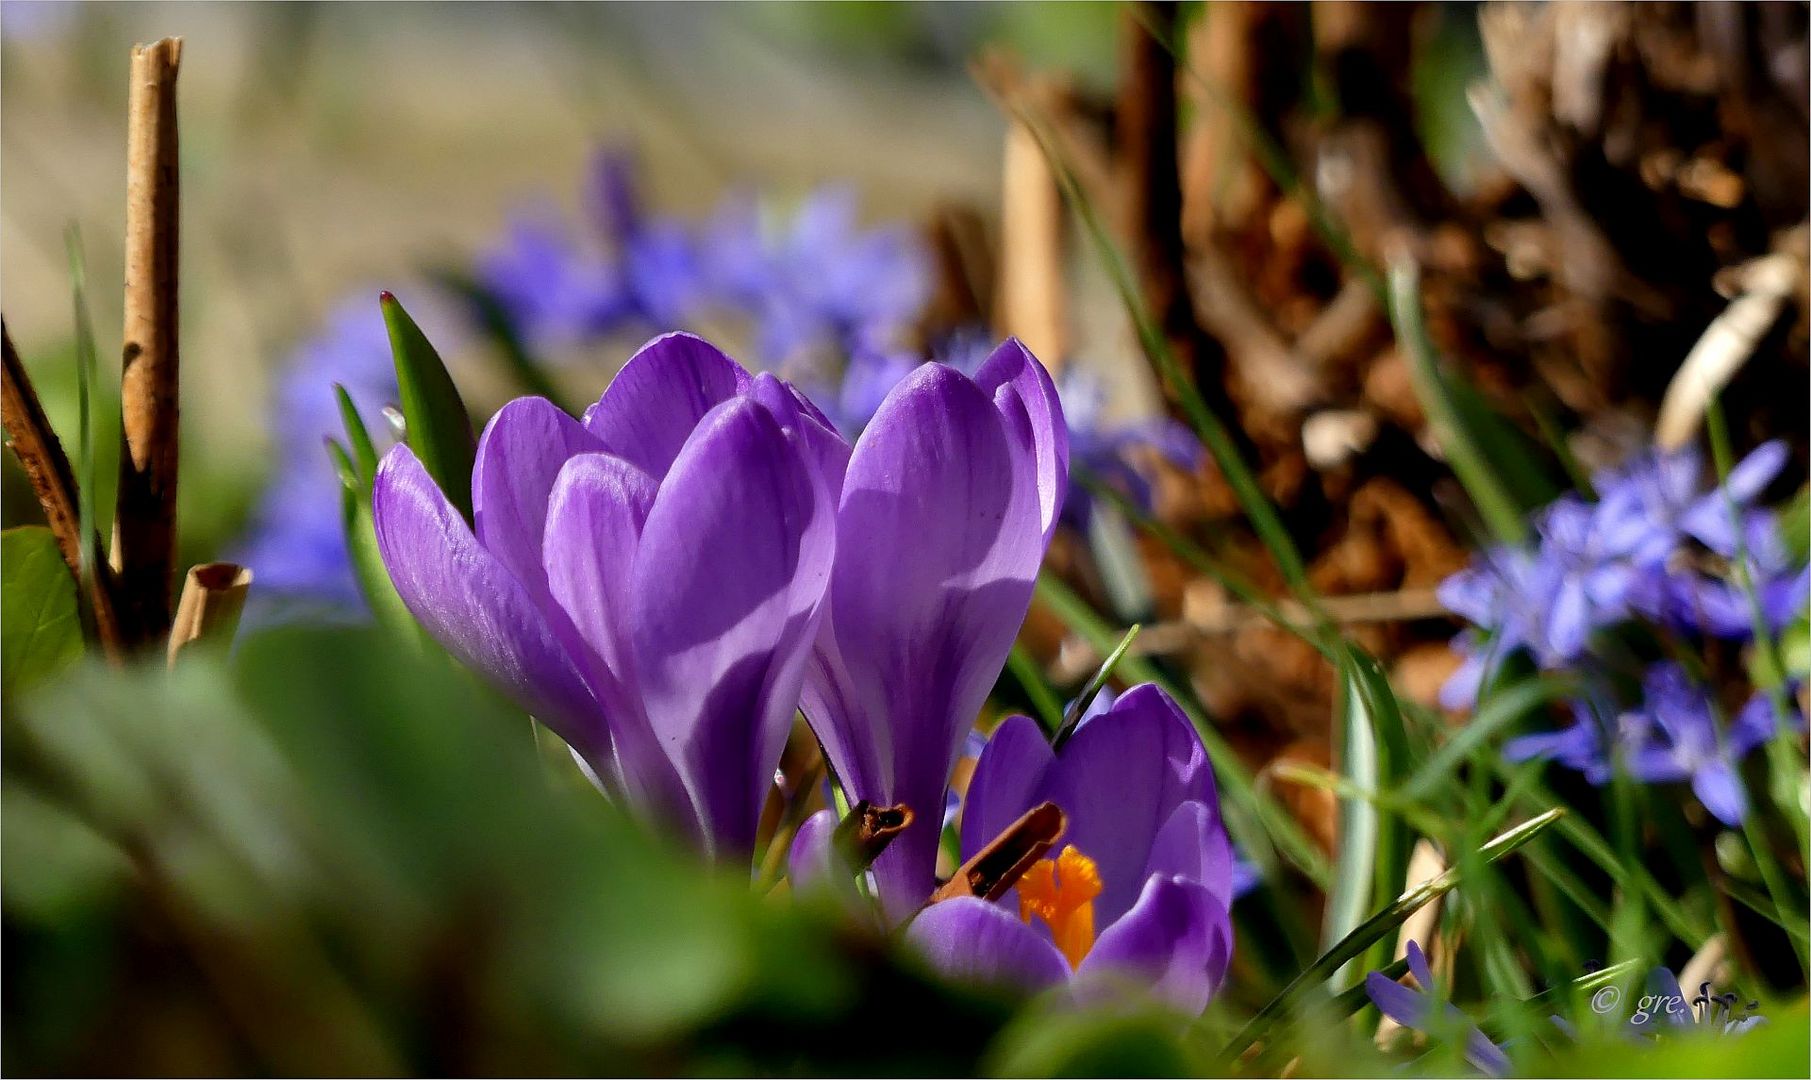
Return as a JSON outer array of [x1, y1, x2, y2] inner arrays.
[[974, 337, 1069, 541], [630, 396, 834, 854], [788, 808, 842, 891], [581, 332, 753, 478], [373, 445, 606, 764], [541, 452, 686, 817], [1045, 684, 1217, 924], [1690, 760, 1748, 827], [959, 713, 1057, 860], [746, 371, 852, 500], [472, 396, 604, 608], [905, 897, 1070, 993], [1144, 800, 1237, 911], [805, 363, 1044, 919], [1077, 875, 1231, 1014]]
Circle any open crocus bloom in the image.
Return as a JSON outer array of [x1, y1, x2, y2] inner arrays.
[[372, 332, 837, 857], [802, 338, 1068, 920], [905, 685, 1236, 1013]]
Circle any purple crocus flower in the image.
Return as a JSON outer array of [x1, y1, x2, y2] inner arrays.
[[800, 338, 1068, 920], [1620, 664, 1797, 827], [904, 685, 1235, 1012], [1365, 941, 1510, 1076], [372, 332, 837, 857]]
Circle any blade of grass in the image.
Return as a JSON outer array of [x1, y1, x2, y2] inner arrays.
[[1385, 256, 1528, 546], [1215, 807, 1565, 1068], [64, 226, 101, 602], [1036, 573, 1332, 890], [1702, 418, 1811, 969], [1053, 623, 1140, 748], [1076, 465, 1330, 659], [1493, 759, 1709, 947], [1005, 643, 1065, 736], [1397, 676, 1577, 800], [1007, 97, 1328, 631]]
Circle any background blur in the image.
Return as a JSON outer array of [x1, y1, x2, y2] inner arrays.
[[1, 0, 1125, 561]]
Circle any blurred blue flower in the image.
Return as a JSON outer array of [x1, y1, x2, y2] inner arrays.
[[236, 297, 408, 610], [1365, 941, 1509, 1076], [1503, 698, 1614, 784], [1620, 664, 1795, 827], [1506, 662, 1802, 827], [477, 210, 629, 352], [479, 150, 928, 379], [1439, 439, 1805, 710], [1592, 442, 1787, 566]]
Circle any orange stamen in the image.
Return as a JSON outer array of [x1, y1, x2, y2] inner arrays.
[[1017, 844, 1103, 969]]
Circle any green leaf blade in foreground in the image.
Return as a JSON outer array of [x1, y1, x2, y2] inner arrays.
[[2, 527, 84, 700], [380, 291, 476, 522]]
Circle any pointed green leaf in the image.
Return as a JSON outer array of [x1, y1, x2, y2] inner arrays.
[[380, 291, 475, 522], [334, 385, 379, 488], [2, 527, 84, 700]]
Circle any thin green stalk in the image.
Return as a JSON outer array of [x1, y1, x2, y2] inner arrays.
[[1005, 643, 1065, 735], [1386, 257, 1525, 546]]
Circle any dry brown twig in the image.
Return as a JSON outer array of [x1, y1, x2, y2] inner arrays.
[[2, 322, 129, 659], [113, 36, 183, 646], [166, 562, 252, 667]]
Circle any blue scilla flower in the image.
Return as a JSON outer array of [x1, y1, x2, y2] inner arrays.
[[1506, 662, 1802, 826], [1439, 438, 1804, 707], [1591, 442, 1788, 567], [1366, 941, 1510, 1076]]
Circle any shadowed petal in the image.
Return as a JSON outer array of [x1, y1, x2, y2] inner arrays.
[[1144, 800, 1237, 911], [959, 713, 1057, 859], [788, 808, 842, 890], [542, 451, 685, 817], [581, 332, 752, 478], [1077, 876, 1231, 1014], [1045, 684, 1218, 924], [472, 396, 604, 608], [1691, 759, 1748, 827], [1366, 970, 1428, 1029], [373, 445, 606, 764], [805, 363, 1044, 920], [905, 897, 1070, 993], [630, 396, 835, 854], [974, 337, 1069, 542], [746, 371, 852, 501]]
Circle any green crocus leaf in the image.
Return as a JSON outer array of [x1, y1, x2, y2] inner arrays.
[[380, 291, 475, 522]]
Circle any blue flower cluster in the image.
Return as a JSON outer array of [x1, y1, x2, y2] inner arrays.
[[238, 150, 1205, 611], [1439, 441, 1808, 825]]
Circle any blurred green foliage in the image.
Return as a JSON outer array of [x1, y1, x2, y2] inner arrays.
[[1, 625, 1029, 1075], [1, 526, 84, 703]]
